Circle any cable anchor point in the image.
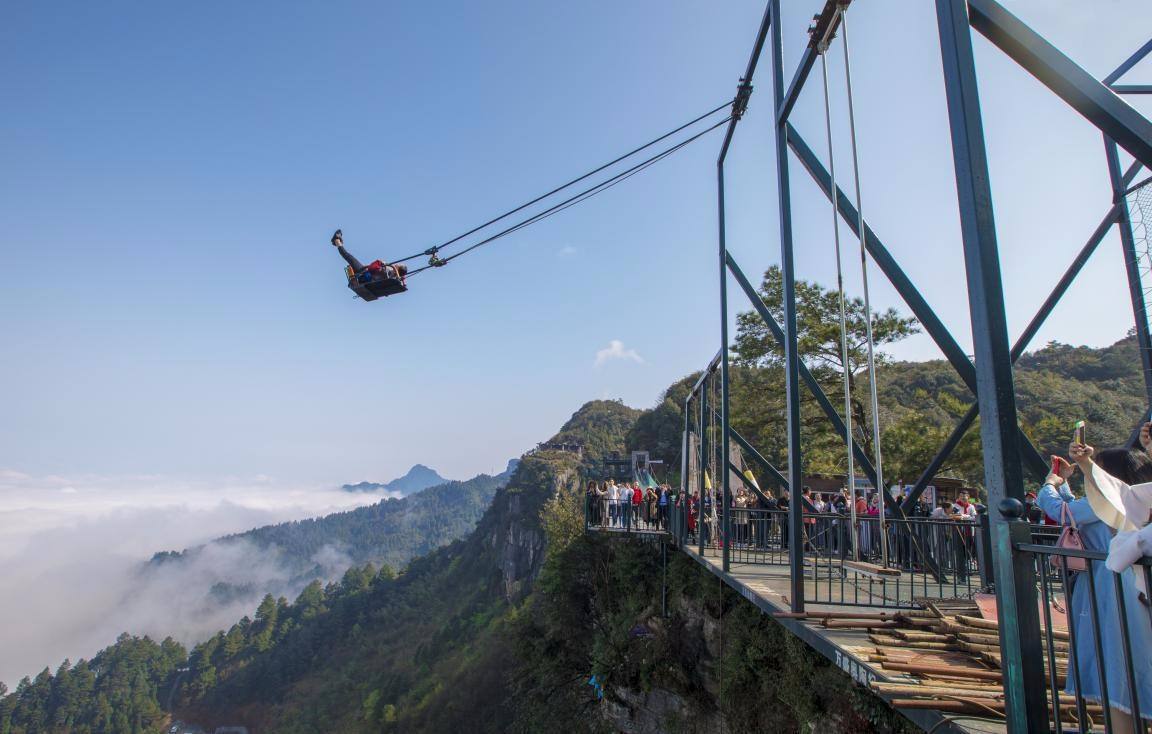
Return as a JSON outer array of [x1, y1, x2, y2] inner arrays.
[[808, 0, 851, 53], [733, 79, 753, 120]]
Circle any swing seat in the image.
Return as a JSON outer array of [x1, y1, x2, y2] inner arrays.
[[346, 267, 407, 301], [843, 560, 902, 579]]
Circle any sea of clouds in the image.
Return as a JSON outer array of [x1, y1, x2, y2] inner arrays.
[[0, 469, 386, 688]]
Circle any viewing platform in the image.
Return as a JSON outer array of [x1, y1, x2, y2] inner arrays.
[[587, 502, 1137, 733], [680, 544, 1003, 734]]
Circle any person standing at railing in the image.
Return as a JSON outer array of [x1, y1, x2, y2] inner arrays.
[[607, 480, 620, 527], [950, 491, 978, 577], [702, 490, 715, 546], [732, 489, 750, 548], [1042, 445, 1152, 732], [801, 487, 818, 552], [862, 494, 881, 559], [630, 482, 643, 530], [830, 490, 848, 554], [852, 491, 867, 559], [1106, 423, 1152, 586], [595, 481, 608, 527], [810, 491, 826, 551], [761, 492, 778, 550], [687, 490, 699, 541], [586, 481, 599, 526], [657, 485, 669, 529], [645, 484, 658, 529], [619, 482, 632, 530]]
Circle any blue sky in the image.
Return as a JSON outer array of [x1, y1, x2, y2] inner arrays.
[[2, 1, 1150, 484]]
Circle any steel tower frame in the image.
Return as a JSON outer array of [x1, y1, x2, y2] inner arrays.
[[691, 2, 1152, 731]]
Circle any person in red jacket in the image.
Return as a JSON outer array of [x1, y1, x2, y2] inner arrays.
[[331, 230, 407, 283]]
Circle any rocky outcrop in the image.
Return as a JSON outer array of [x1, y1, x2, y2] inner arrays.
[[488, 459, 578, 602], [602, 686, 724, 734], [494, 491, 545, 602]]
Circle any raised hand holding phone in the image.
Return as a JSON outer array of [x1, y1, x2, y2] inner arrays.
[[1047, 455, 1075, 487], [1068, 419, 1094, 469]]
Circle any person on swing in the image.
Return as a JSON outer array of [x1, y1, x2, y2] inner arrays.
[[330, 230, 407, 284]]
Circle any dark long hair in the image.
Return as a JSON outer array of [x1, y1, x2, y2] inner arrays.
[[1094, 447, 1152, 485]]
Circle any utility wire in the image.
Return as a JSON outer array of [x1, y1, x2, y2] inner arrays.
[[405, 115, 732, 276], [391, 99, 735, 265]]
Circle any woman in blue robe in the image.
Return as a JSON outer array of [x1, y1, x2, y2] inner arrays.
[[1040, 446, 1152, 731]]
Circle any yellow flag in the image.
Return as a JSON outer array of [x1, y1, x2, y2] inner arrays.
[[742, 468, 760, 491]]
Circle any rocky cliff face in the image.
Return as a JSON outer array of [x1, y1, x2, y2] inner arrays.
[[596, 591, 727, 734], [487, 457, 577, 602], [555, 541, 917, 734]]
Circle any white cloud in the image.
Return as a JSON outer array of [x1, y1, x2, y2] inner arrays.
[[0, 471, 380, 687], [557, 245, 578, 257], [593, 339, 644, 368]]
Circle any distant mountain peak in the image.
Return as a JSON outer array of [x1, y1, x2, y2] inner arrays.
[[342, 464, 447, 496]]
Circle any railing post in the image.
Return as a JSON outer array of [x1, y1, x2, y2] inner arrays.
[[935, 1, 1048, 730], [976, 505, 995, 589]]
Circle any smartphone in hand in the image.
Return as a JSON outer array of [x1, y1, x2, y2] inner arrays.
[[1073, 420, 1086, 446]]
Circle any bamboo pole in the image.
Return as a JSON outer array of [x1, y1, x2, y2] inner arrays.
[[880, 662, 1001, 681]]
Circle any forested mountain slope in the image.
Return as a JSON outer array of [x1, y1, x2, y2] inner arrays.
[[195, 464, 512, 572], [144, 466, 511, 602], [170, 400, 640, 732]]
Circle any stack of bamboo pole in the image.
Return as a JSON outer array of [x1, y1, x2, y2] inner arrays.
[[776, 604, 1084, 726]]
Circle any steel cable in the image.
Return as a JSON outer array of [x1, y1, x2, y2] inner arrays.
[[404, 115, 733, 276], [390, 99, 735, 266]]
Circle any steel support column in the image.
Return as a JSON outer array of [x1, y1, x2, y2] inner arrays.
[[681, 396, 691, 547], [718, 161, 733, 573], [769, 0, 804, 612], [699, 381, 708, 558], [937, 1, 1048, 729], [1105, 141, 1152, 415]]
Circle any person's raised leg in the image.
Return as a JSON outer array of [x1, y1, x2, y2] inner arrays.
[[332, 230, 366, 272]]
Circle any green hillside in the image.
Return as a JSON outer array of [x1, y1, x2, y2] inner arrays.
[[144, 469, 510, 607], [171, 400, 640, 732]]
